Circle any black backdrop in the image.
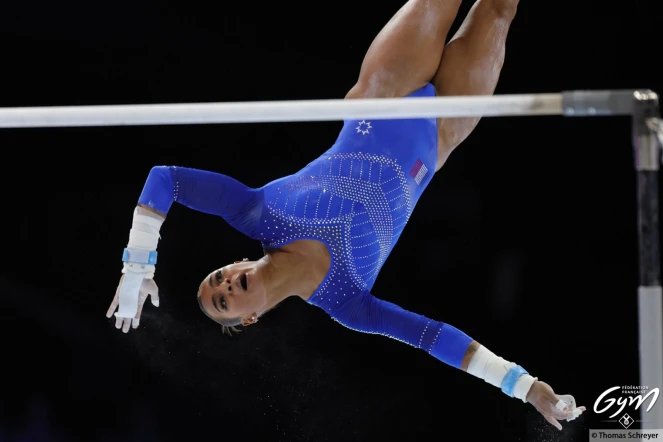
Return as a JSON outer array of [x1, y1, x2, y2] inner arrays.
[[1, 0, 662, 441]]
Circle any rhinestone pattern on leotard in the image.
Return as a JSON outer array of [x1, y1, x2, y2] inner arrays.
[[259, 152, 413, 310]]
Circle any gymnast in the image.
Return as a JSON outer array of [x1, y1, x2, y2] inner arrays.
[[107, 0, 586, 429]]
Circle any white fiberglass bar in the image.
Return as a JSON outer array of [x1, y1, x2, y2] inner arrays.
[[0, 94, 564, 128]]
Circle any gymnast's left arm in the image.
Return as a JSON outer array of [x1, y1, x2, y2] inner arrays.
[[107, 166, 264, 332], [137, 165, 264, 237], [333, 291, 586, 430]]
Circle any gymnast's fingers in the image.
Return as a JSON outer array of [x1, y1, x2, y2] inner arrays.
[[122, 316, 132, 333], [144, 279, 159, 307], [546, 395, 569, 419], [547, 393, 575, 420], [115, 314, 123, 330], [544, 414, 563, 431], [106, 295, 119, 318], [150, 289, 159, 307], [106, 286, 120, 318], [132, 295, 147, 329]]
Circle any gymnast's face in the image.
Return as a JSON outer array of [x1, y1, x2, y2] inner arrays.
[[197, 259, 268, 326]]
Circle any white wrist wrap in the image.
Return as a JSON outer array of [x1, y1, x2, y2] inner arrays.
[[513, 375, 537, 402], [127, 208, 163, 251], [467, 345, 536, 402]]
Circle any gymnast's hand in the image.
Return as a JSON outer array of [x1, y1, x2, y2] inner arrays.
[[526, 381, 586, 430], [106, 275, 160, 333]]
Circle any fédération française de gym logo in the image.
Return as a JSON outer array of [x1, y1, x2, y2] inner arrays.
[[594, 386, 659, 429]]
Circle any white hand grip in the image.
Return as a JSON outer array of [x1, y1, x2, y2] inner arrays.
[[117, 272, 144, 318]]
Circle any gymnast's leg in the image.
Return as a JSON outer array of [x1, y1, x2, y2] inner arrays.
[[433, 0, 520, 170], [345, 0, 463, 99]]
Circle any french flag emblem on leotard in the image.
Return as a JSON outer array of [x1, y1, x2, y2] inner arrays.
[[409, 158, 429, 185]]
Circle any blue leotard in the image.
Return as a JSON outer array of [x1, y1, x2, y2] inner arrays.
[[138, 84, 473, 369]]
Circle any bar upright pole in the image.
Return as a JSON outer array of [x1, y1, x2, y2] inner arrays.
[[632, 90, 663, 430]]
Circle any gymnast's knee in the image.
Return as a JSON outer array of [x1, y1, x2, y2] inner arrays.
[[485, 0, 519, 20], [439, 120, 479, 149], [345, 80, 397, 100]]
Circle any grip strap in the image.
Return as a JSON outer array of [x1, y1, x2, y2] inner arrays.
[[122, 248, 158, 265], [501, 365, 528, 397]]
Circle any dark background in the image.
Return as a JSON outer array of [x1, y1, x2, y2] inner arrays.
[[1, 0, 661, 441]]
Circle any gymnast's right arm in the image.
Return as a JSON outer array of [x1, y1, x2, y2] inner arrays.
[[106, 166, 264, 332]]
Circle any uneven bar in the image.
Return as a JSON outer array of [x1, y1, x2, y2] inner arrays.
[[0, 94, 565, 128]]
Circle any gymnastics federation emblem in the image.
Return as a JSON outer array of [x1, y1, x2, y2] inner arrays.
[[593, 385, 659, 428], [409, 158, 429, 185], [618, 413, 634, 429], [356, 120, 371, 135]]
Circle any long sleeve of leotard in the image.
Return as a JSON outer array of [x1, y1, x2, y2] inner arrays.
[[332, 290, 474, 369], [137, 166, 264, 239]]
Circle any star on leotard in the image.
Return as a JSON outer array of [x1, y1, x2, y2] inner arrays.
[[355, 120, 372, 135]]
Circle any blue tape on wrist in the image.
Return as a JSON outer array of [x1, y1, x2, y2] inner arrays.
[[501, 365, 528, 397], [122, 248, 158, 265]]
